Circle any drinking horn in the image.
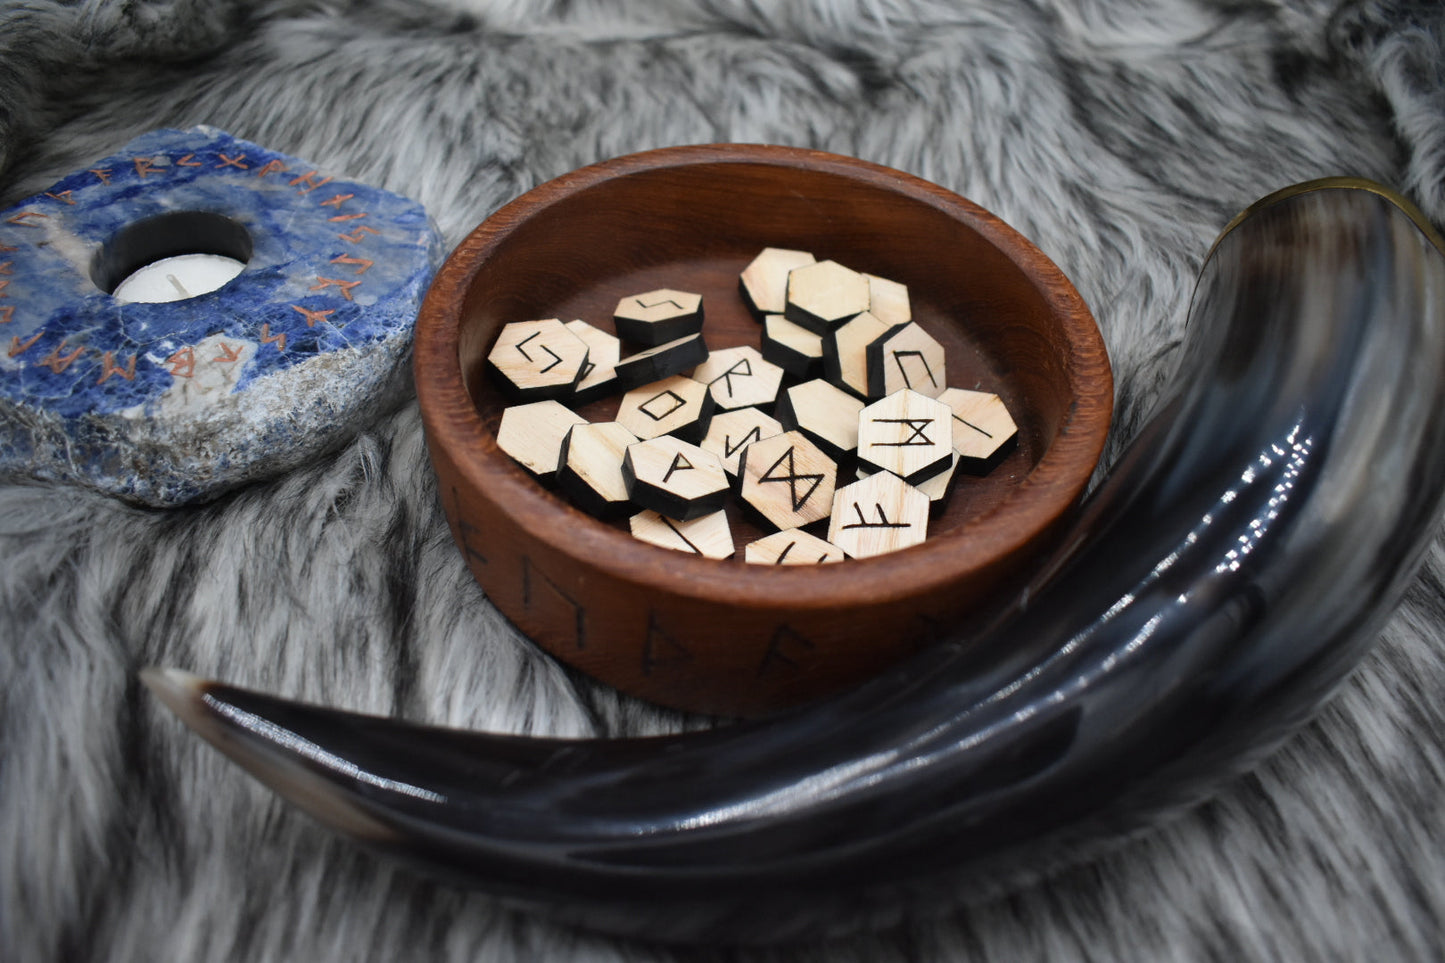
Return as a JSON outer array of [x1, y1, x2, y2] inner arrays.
[[145, 179, 1445, 944]]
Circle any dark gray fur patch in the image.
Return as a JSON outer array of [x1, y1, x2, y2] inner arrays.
[[3, 0, 1444, 959]]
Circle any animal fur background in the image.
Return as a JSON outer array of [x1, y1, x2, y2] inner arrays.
[[3, 0, 1444, 959]]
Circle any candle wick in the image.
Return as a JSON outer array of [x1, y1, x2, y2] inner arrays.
[[166, 274, 191, 299]]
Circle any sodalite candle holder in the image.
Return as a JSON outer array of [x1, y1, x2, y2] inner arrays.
[[0, 126, 444, 506]]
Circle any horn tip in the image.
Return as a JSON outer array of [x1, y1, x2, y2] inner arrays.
[[140, 666, 211, 723]]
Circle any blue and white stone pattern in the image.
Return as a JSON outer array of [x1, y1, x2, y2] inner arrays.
[[0, 126, 445, 506]]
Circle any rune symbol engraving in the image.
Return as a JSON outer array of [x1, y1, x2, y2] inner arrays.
[[515, 331, 563, 372], [842, 503, 911, 530], [759, 446, 823, 512], [869, 417, 935, 447], [892, 349, 939, 389], [662, 452, 693, 483]]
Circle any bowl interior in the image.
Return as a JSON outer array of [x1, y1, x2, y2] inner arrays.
[[448, 149, 1102, 587]]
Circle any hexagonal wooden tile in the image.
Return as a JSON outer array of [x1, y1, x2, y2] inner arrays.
[[486, 318, 589, 401], [775, 378, 865, 462], [827, 472, 930, 559], [622, 435, 728, 520], [858, 450, 958, 513], [761, 313, 824, 379], [613, 288, 704, 345], [866, 321, 946, 399], [556, 421, 639, 519], [740, 247, 816, 320], [865, 273, 912, 327], [693, 344, 785, 411], [856, 389, 953, 484], [629, 509, 734, 559], [937, 387, 1019, 465], [824, 310, 895, 399], [784, 259, 870, 333], [496, 399, 586, 482], [699, 406, 784, 476], [615, 374, 714, 443], [744, 528, 845, 565], [564, 318, 621, 404], [613, 333, 709, 389], [737, 429, 837, 530]]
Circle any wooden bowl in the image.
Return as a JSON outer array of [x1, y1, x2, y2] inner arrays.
[[415, 144, 1113, 717]]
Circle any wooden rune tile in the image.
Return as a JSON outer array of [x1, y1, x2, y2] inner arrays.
[[485, 318, 589, 401], [739, 247, 816, 320], [564, 318, 621, 404], [496, 399, 587, 482], [699, 406, 784, 476], [761, 313, 824, 379], [937, 387, 1019, 466], [630, 508, 735, 560], [622, 435, 728, 520], [866, 320, 947, 399], [865, 273, 912, 327], [784, 259, 870, 333], [823, 310, 895, 399], [775, 378, 865, 463], [737, 429, 838, 531], [856, 388, 953, 484], [827, 472, 930, 559], [615, 374, 714, 443], [693, 344, 785, 411], [744, 528, 846, 565], [556, 421, 640, 519], [613, 288, 704, 345], [858, 450, 959, 514], [613, 332, 708, 389]]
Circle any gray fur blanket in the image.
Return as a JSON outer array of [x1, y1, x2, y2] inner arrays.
[[4, 1, 1444, 959]]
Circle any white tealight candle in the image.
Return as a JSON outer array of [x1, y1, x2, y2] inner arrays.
[[112, 253, 247, 304]]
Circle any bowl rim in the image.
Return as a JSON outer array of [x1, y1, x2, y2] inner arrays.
[[415, 143, 1113, 612]]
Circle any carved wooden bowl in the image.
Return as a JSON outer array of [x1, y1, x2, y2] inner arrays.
[[415, 144, 1113, 717]]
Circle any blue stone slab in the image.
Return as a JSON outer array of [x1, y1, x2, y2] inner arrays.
[[0, 126, 444, 505]]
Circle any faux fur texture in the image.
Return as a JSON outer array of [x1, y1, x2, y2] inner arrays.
[[3, 0, 1444, 959]]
